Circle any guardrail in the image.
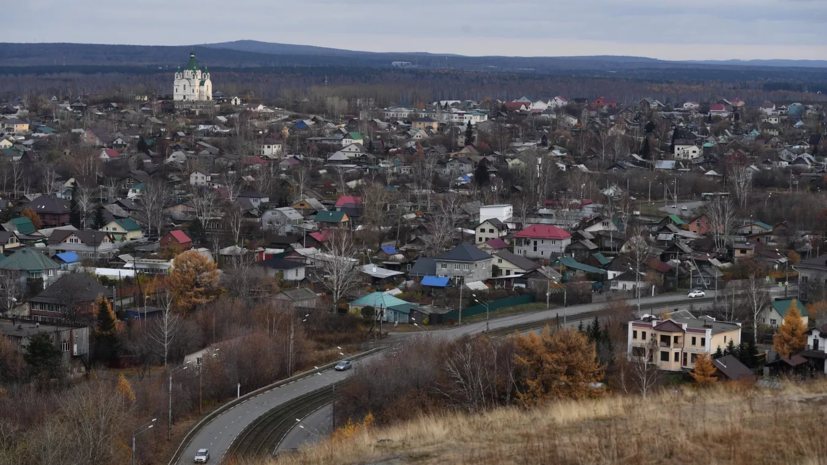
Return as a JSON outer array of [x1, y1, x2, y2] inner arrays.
[[167, 347, 383, 465]]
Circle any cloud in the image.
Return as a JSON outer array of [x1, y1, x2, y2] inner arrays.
[[6, 0, 827, 60]]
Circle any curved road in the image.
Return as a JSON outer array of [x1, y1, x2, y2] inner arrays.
[[178, 291, 724, 463]]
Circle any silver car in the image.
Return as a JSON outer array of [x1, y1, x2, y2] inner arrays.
[[194, 449, 209, 463], [335, 360, 353, 371]]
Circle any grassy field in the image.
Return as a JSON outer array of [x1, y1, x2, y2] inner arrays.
[[269, 380, 827, 465]]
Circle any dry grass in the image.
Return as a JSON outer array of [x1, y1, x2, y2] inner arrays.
[[269, 380, 827, 465]]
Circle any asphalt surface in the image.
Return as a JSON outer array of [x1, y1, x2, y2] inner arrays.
[[180, 287, 789, 463], [276, 404, 333, 454], [658, 200, 705, 216]]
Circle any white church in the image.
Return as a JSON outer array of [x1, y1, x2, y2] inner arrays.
[[173, 51, 212, 102]]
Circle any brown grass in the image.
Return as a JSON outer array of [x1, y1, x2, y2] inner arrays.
[[269, 380, 827, 465]]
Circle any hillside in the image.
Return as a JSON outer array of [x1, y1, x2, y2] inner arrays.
[[270, 382, 827, 465]]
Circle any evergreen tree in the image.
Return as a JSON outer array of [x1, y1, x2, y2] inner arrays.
[[188, 217, 207, 245], [92, 203, 106, 230], [640, 138, 651, 159], [474, 159, 489, 187], [724, 339, 740, 359], [69, 186, 80, 228], [24, 332, 62, 379], [744, 338, 760, 368], [668, 126, 678, 154], [464, 121, 474, 147], [577, 320, 585, 334], [713, 346, 724, 359], [588, 316, 601, 343], [95, 297, 118, 363], [773, 303, 808, 357]]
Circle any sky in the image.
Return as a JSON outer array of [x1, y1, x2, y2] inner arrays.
[[6, 0, 827, 60]]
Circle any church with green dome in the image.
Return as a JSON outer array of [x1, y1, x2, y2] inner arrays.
[[173, 51, 212, 103]]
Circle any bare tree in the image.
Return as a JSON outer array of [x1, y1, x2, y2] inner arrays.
[[623, 227, 653, 312], [223, 203, 245, 246], [316, 230, 359, 310], [149, 292, 180, 366], [731, 165, 752, 209], [745, 273, 770, 342], [10, 161, 23, 199], [611, 134, 629, 160], [630, 339, 663, 398], [293, 158, 317, 202], [141, 179, 170, 239], [190, 187, 218, 224], [42, 166, 59, 195], [704, 196, 736, 253], [421, 194, 464, 256], [103, 177, 120, 203], [411, 155, 439, 211], [75, 187, 95, 229], [254, 164, 276, 200], [594, 129, 609, 165], [223, 168, 244, 202], [0, 271, 19, 314]]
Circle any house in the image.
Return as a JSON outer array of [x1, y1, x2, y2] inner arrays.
[[796, 253, 827, 301], [160, 230, 192, 251], [0, 231, 21, 253], [731, 243, 755, 261], [803, 324, 827, 374], [434, 243, 493, 282], [687, 215, 711, 235], [492, 250, 540, 277], [292, 198, 326, 215], [674, 140, 700, 160], [28, 273, 108, 323], [712, 355, 757, 382], [342, 132, 363, 146], [4, 217, 36, 235], [100, 218, 142, 241], [609, 271, 642, 291], [190, 170, 209, 186], [48, 229, 118, 261], [262, 207, 304, 234], [478, 237, 509, 253], [2, 119, 29, 134], [709, 104, 730, 118], [627, 316, 742, 371], [479, 204, 513, 223], [761, 298, 808, 328], [274, 288, 319, 309], [514, 224, 572, 259], [0, 319, 89, 371], [348, 292, 416, 323], [313, 211, 350, 228], [0, 248, 61, 289], [258, 138, 283, 157], [127, 183, 145, 199], [99, 148, 119, 162], [475, 218, 508, 244], [257, 257, 306, 281], [593, 97, 618, 109], [27, 196, 70, 228]]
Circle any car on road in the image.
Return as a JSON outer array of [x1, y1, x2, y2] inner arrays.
[[687, 289, 706, 298], [335, 360, 353, 371], [194, 449, 210, 463], [681, 206, 688, 211]]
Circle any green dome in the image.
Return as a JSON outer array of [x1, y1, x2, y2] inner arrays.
[[186, 51, 199, 71]]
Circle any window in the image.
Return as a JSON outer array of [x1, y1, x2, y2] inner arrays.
[[674, 352, 679, 362], [489, 229, 494, 233], [683, 353, 687, 365], [691, 336, 696, 346], [61, 341, 69, 352], [660, 351, 669, 361], [441, 263, 447, 269], [770, 319, 777, 326], [633, 330, 638, 339], [673, 336, 679, 344], [455, 264, 460, 270], [724, 336, 727, 343], [700, 337, 706, 346], [642, 331, 647, 341]]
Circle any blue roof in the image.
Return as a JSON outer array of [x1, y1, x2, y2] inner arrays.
[[421, 276, 450, 287], [55, 252, 79, 263], [381, 245, 398, 255], [350, 292, 413, 309]]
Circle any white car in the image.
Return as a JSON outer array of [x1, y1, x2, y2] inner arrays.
[[194, 449, 210, 463], [687, 290, 705, 298]]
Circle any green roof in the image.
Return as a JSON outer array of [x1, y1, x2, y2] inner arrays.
[[185, 52, 199, 71], [113, 218, 141, 232], [349, 292, 411, 309], [347, 132, 363, 140], [555, 256, 607, 275], [314, 211, 347, 223], [667, 214, 685, 225], [754, 222, 773, 231], [11, 217, 36, 235], [591, 253, 610, 266], [0, 248, 59, 271], [771, 299, 808, 318]]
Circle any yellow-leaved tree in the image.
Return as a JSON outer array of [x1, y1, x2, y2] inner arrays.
[[116, 373, 136, 403], [773, 304, 808, 358], [689, 353, 717, 386], [21, 207, 42, 230], [513, 326, 604, 406], [166, 250, 219, 313]]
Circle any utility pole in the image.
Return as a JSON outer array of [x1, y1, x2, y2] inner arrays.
[[458, 278, 463, 324], [288, 316, 295, 376]]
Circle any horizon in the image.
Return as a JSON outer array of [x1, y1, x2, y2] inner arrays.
[[7, 0, 827, 61]]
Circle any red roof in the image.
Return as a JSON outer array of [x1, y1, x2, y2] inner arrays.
[[168, 230, 191, 243], [484, 238, 508, 249], [503, 102, 529, 110], [335, 196, 362, 208], [242, 156, 267, 165], [710, 104, 727, 112], [102, 148, 119, 158], [514, 224, 571, 240], [309, 230, 330, 243]]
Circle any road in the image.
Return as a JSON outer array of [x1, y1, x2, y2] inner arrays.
[[178, 289, 752, 463], [658, 200, 705, 217], [276, 404, 332, 454]]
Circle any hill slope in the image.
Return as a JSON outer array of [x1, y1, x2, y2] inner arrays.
[[271, 382, 827, 465]]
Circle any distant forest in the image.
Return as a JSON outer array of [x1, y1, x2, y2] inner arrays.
[[2, 42, 827, 106]]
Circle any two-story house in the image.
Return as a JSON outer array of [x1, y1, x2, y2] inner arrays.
[[262, 207, 304, 234], [48, 229, 119, 260], [28, 273, 108, 323], [27, 196, 70, 228], [674, 139, 701, 160], [475, 218, 508, 244], [760, 298, 809, 328], [434, 243, 493, 283], [0, 248, 61, 290], [190, 170, 209, 186], [0, 319, 89, 374], [100, 218, 143, 241], [0, 231, 20, 253], [514, 224, 572, 259], [492, 250, 540, 277], [627, 315, 742, 371], [803, 324, 827, 374], [795, 253, 827, 302]]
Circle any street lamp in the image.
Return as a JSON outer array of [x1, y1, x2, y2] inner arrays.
[[295, 418, 322, 437], [546, 278, 567, 324], [167, 365, 187, 441], [132, 418, 156, 465], [776, 248, 789, 297], [627, 265, 642, 314], [472, 294, 490, 333], [410, 317, 429, 332]]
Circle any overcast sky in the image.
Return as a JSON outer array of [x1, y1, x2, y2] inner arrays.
[[7, 0, 827, 60]]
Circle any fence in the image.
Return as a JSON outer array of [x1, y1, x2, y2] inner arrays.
[[439, 294, 535, 323]]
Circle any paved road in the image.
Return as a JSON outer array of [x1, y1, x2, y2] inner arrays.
[[658, 200, 705, 216], [276, 404, 332, 454], [178, 289, 739, 463]]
